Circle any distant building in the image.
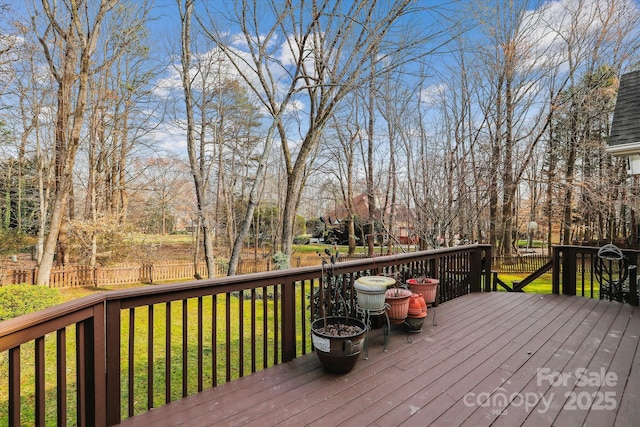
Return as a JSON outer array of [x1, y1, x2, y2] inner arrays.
[[607, 69, 640, 174], [323, 192, 419, 245]]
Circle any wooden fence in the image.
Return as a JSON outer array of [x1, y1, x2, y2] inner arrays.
[[0, 257, 325, 288], [0, 262, 211, 288], [491, 254, 550, 273]]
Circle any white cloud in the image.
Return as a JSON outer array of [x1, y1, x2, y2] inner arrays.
[[420, 83, 446, 106], [285, 99, 306, 114], [152, 66, 182, 98], [520, 0, 640, 71], [148, 121, 188, 153]]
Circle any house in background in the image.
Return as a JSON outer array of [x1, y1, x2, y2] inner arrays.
[[323, 192, 418, 247], [325, 192, 381, 220], [607, 69, 640, 174]]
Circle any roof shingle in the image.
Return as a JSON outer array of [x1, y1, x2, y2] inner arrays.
[[610, 69, 640, 147]]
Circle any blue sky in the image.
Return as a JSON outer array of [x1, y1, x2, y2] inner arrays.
[[4, 0, 640, 156], [137, 0, 640, 154]]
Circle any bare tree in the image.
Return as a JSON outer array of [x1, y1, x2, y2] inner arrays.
[[32, 0, 120, 284], [2, 18, 55, 248], [214, 80, 264, 252], [0, 3, 17, 97], [201, 0, 434, 267], [322, 106, 361, 255], [468, 0, 575, 254], [137, 156, 191, 234], [81, 3, 155, 266], [177, 0, 217, 277], [549, 0, 640, 245]]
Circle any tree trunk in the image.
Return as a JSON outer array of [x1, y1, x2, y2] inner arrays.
[[228, 123, 276, 275], [279, 165, 303, 257], [179, 0, 216, 278], [35, 0, 115, 284], [366, 68, 376, 257]]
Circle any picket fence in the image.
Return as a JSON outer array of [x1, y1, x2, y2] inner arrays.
[[0, 262, 212, 288], [0, 256, 326, 288]]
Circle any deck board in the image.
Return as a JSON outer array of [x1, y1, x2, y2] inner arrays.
[[424, 295, 588, 426], [116, 293, 640, 427]]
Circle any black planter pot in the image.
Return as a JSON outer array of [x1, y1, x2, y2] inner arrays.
[[311, 316, 366, 374], [403, 316, 425, 333]]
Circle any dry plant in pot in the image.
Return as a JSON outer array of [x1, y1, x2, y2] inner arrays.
[[384, 285, 412, 324], [406, 277, 439, 304], [311, 249, 366, 374]]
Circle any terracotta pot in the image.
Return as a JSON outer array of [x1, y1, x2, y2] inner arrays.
[[407, 278, 439, 303], [418, 293, 427, 315], [384, 288, 412, 324], [407, 293, 427, 318]]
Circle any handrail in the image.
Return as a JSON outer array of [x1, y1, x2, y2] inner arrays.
[[0, 244, 492, 426], [0, 294, 107, 426], [0, 294, 105, 345], [553, 245, 639, 305]]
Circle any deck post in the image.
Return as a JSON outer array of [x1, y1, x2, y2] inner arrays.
[[87, 303, 106, 426], [552, 246, 560, 294], [561, 246, 577, 296], [470, 247, 482, 292], [483, 246, 492, 292], [94, 303, 107, 426]]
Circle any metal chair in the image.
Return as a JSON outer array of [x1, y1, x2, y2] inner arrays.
[[594, 243, 629, 303]]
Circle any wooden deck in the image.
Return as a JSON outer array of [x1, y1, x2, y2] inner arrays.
[[116, 292, 640, 426]]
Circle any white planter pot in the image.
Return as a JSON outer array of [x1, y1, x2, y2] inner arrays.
[[355, 288, 386, 310], [354, 276, 395, 311]]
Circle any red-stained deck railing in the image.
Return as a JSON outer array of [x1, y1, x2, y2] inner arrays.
[[2, 244, 491, 426]]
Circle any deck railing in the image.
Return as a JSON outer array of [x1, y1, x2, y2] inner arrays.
[[491, 245, 640, 306], [0, 244, 491, 426], [553, 245, 639, 306], [6, 243, 639, 425]]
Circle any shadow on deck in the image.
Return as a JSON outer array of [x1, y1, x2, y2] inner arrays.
[[117, 292, 640, 426]]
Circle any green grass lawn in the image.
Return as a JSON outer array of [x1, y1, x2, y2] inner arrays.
[[1, 284, 312, 425], [493, 272, 601, 297], [2, 267, 604, 424], [118, 293, 283, 417], [495, 273, 554, 293]]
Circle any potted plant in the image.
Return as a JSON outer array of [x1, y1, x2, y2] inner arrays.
[[354, 275, 395, 311], [406, 277, 439, 304], [384, 286, 412, 324], [311, 249, 366, 374]]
